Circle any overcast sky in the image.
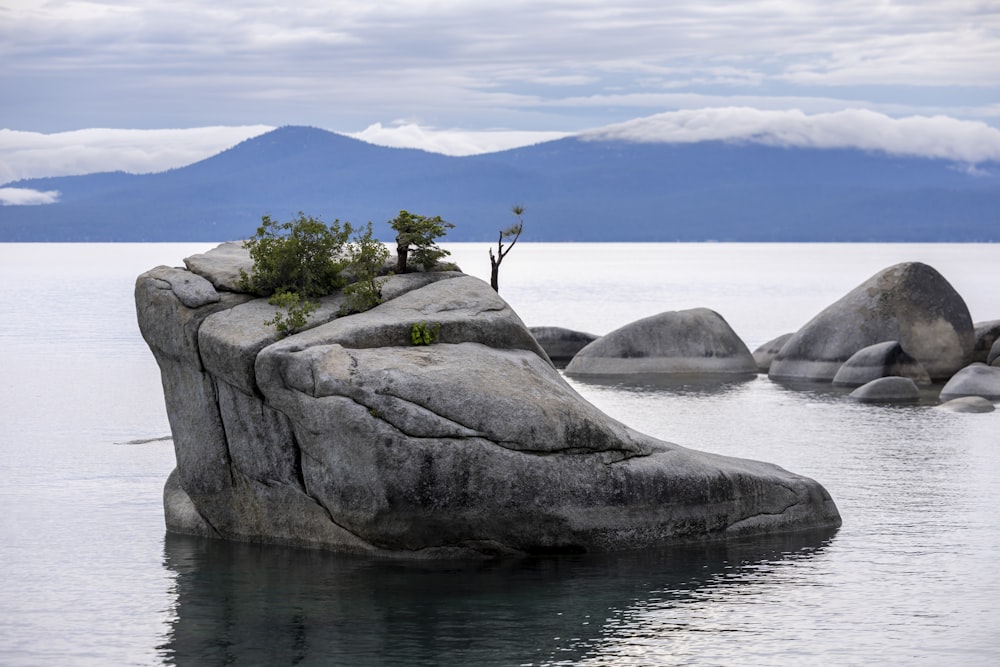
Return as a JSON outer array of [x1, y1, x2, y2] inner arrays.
[[2, 0, 999, 183]]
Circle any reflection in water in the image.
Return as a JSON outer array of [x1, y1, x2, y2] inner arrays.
[[566, 372, 757, 397], [159, 529, 837, 666]]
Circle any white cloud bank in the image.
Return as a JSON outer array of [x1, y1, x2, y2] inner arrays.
[[3, 109, 999, 189], [0, 126, 274, 183], [0, 187, 61, 206], [582, 108, 1000, 164], [348, 123, 571, 155]]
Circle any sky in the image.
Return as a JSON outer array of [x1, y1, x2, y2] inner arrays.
[[2, 0, 1000, 187]]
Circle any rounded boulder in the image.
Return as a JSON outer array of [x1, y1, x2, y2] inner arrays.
[[770, 262, 974, 383], [849, 376, 921, 403], [565, 308, 756, 377], [939, 363, 1000, 401], [529, 326, 599, 365], [973, 320, 1000, 364], [936, 396, 995, 413], [752, 333, 793, 373], [832, 341, 931, 387]]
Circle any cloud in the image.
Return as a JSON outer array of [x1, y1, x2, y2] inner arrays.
[[348, 122, 571, 156], [581, 108, 1000, 164], [0, 188, 61, 206], [0, 126, 273, 183], [3, 109, 1000, 183], [2, 1, 998, 134]]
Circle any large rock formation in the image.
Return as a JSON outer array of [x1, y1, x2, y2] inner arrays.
[[565, 308, 756, 377], [769, 262, 974, 383], [137, 244, 840, 558]]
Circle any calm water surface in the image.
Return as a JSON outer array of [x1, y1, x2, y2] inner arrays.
[[1, 243, 998, 666]]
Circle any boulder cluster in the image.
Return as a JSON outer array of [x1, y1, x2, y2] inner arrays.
[[137, 243, 841, 558], [547, 262, 999, 413]]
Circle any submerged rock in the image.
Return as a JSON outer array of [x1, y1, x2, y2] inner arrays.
[[939, 363, 1000, 401], [752, 333, 793, 374], [848, 377, 921, 403], [137, 245, 840, 558], [831, 341, 931, 387], [529, 326, 599, 364], [565, 308, 756, 377], [770, 262, 974, 383], [935, 396, 995, 413]]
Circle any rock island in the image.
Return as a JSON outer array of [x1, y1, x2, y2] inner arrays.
[[136, 242, 841, 558]]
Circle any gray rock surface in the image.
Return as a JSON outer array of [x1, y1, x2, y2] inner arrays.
[[848, 376, 921, 403], [939, 363, 1000, 401], [831, 341, 931, 387], [529, 326, 599, 364], [935, 396, 996, 413], [769, 262, 974, 383], [137, 246, 840, 558], [973, 320, 1000, 364], [183, 241, 254, 291], [753, 333, 793, 373], [991, 339, 1000, 367], [565, 308, 756, 377]]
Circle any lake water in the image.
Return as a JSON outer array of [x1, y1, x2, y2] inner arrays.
[[1, 242, 998, 666]]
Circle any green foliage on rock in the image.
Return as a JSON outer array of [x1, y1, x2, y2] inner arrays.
[[240, 210, 451, 338], [390, 210, 454, 273], [264, 290, 319, 338], [239, 212, 350, 298], [341, 221, 391, 315], [239, 212, 351, 337], [410, 321, 441, 346]]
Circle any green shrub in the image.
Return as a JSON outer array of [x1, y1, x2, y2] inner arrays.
[[410, 321, 441, 346], [341, 221, 391, 315], [239, 212, 350, 298], [264, 290, 318, 337], [239, 212, 351, 337]]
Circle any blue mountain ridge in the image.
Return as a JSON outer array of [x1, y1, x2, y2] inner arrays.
[[2, 125, 998, 241]]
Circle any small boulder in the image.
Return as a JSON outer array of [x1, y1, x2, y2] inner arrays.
[[565, 308, 756, 377], [183, 241, 254, 291], [529, 326, 599, 364], [989, 338, 1000, 367], [770, 262, 974, 383], [752, 333, 793, 373], [939, 363, 1000, 401], [936, 397, 995, 413], [832, 341, 931, 387], [849, 377, 921, 403], [972, 320, 1000, 364]]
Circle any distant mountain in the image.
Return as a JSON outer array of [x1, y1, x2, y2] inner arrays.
[[2, 125, 998, 241]]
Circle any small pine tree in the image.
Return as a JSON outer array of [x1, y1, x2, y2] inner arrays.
[[390, 210, 454, 273], [489, 205, 524, 292]]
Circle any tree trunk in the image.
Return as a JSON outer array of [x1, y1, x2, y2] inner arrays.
[[396, 242, 408, 274]]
